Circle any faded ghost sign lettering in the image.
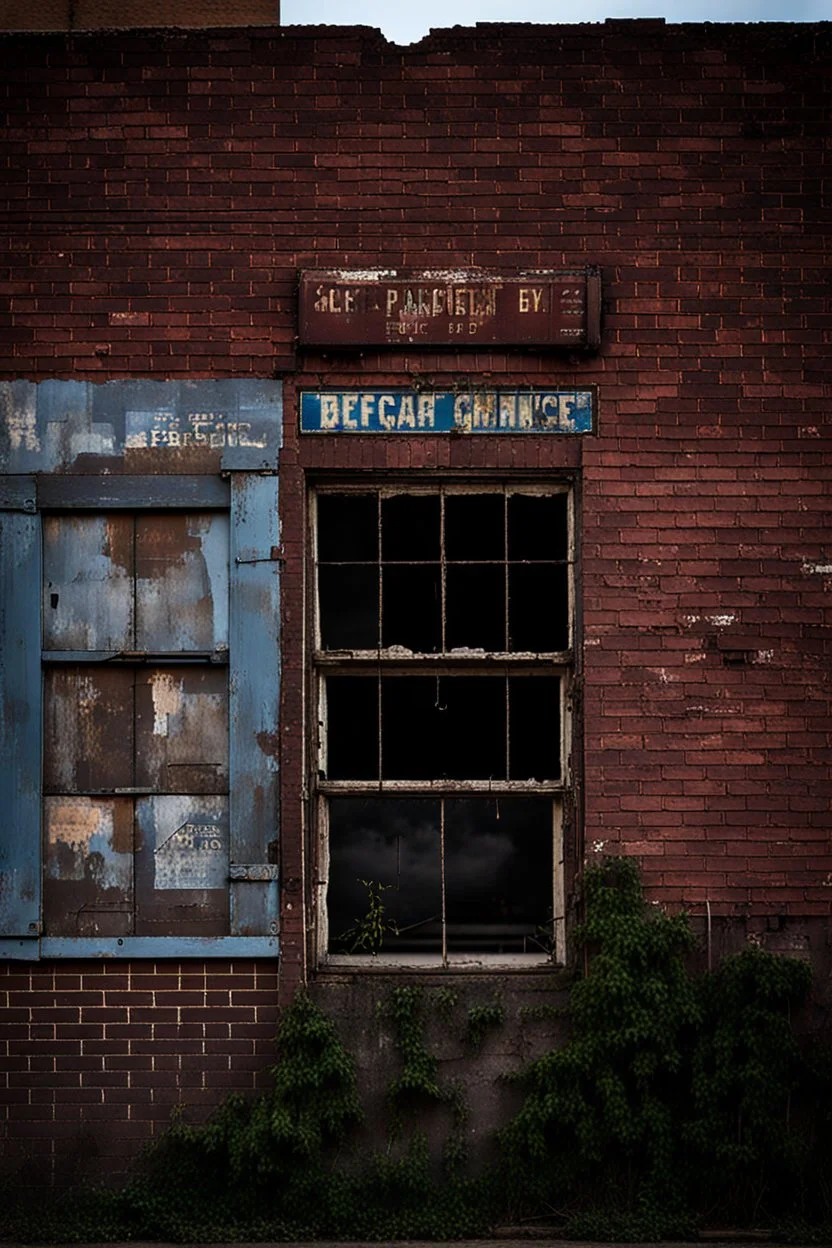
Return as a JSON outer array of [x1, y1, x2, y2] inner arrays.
[[301, 390, 594, 435], [125, 411, 268, 450], [298, 268, 601, 349]]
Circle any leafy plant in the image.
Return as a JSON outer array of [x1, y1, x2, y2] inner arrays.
[[338, 877, 397, 954], [467, 1002, 505, 1048]]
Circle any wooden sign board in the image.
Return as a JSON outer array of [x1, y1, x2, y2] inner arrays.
[[298, 268, 601, 349]]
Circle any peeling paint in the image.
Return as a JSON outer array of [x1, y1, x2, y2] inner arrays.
[[705, 613, 737, 627], [802, 562, 832, 575], [150, 673, 183, 737], [6, 398, 40, 453]]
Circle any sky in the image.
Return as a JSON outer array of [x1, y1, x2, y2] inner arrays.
[[280, 0, 832, 47]]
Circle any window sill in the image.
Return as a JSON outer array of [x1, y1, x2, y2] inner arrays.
[[321, 952, 556, 971]]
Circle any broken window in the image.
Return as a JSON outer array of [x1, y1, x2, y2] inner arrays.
[[313, 485, 572, 966]]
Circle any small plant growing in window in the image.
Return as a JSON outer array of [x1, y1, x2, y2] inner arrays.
[[338, 878, 398, 955]]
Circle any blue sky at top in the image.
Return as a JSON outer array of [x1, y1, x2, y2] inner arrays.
[[280, 0, 832, 47]]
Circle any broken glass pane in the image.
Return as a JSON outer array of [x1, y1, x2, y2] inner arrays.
[[508, 492, 568, 561], [325, 677, 378, 780], [509, 564, 569, 651], [381, 677, 442, 780], [382, 564, 441, 652], [317, 494, 378, 562], [444, 493, 505, 561], [328, 798, 441, 954], [381, 676, 505, 780], [445, 564, 505, 652], [319, 565, 379, 650], [381, 494, 440, 561], [509, 677, 561, 780], [444, 797, 553, 954]]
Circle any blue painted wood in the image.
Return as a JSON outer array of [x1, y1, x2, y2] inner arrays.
[[229, 473, 280, 938], [300, 388, 595, 434], [0, 513, 42, 939], [37, 936, 278, 958], [0, 939, 41, 960]]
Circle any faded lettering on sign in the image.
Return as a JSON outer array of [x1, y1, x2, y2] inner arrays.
[[154, 821, 227, 890], [126, 410, 268, 451], [301, 389, 594, 435]]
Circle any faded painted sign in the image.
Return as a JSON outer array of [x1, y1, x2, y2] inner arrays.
[[300, 389, 594, 435], [154, 819, 227, 891], [0, 379, 282, 474], [299, 268, 601, 348]]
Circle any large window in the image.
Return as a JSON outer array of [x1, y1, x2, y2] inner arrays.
[[312, 484, 573, 967]]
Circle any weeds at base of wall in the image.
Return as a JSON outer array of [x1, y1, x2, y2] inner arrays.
[[5, 858, 832, 1243]]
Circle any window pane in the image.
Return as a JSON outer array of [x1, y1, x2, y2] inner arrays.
[[382, 564, 441, 652], [508, 493, 568, 561], [381, 677, 441, 779], [318, 494, 378, 562], [444, 494, 504, 561], [381, 494, 440, 561], [382, 676, 505, 780], [509, 564, 569, 651], [509, 676, 561, 780], [440, 677, 506, 779], [445, 564, 505, 652], [445, 797, 553, 954], [319, 565, 379, 649], [326, 677, 378, 780], [328, 798, 441, 955]]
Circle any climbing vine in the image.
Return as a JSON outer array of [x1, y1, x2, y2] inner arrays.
[[6, 858, 832, 1243]]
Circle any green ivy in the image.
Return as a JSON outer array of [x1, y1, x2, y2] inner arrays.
[[467, 1002, 505, 1048], [6, 859, 832, 1243]]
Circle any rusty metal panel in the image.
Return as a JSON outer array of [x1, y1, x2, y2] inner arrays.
[[0, 476, 36, 511], [38, 474, 230, 511], [299, 268, 601, 349], [134, 795, 229, 936], [42, 515, 134, 652], [0, 512, 42, 939], [229, 472, 279, 937], [135, 668, 228, 794], [43, 796, 133, 937], [0, 380, 282, 476], [43, 667, 135, 793], [135, 513, 229, 652]]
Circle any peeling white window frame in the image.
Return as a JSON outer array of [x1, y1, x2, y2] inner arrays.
[[309, 479, 575, 971]]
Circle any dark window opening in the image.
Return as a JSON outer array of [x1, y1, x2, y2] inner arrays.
[[315, 486, 571, 964]]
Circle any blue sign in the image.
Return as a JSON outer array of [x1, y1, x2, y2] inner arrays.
[[300, 389, 593, 434]]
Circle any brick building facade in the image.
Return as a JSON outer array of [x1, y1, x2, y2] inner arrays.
[[1, 18, 830, 1187]]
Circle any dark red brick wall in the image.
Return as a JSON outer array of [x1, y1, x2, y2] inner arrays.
[[1, 19, 831, 1185], [0, 961, 278, 1184]]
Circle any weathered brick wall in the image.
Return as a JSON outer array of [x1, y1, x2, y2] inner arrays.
[[0, 961, 278, 1184], [1, 19, 830, 1186]]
